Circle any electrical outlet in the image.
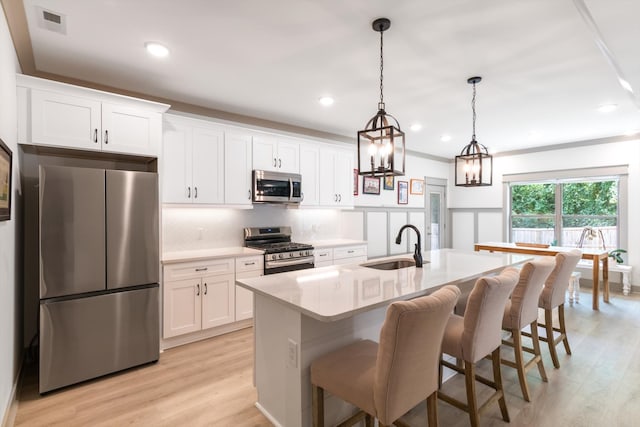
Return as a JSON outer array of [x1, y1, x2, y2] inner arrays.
[[287, 339, 298, 368]]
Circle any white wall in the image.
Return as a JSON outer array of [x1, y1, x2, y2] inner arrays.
[[0, 5, 21, 423], [449, 140, 640, 285]]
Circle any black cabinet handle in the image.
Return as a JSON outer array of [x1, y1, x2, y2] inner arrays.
[[104, 130, 109, 144], [273, 158, 277, 167], [248, 190, 252, 200], [278, 158, 282, 168], [204, 283, 208, 295], [196, 284, 200, 296], [194, 187, 198, 199], [188, 187, 191, 198], [93, 129, 98, 143], [195, 267, 208, 272]]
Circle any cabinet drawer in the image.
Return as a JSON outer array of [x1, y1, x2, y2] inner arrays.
[[314, 248, 333, 263], [164, 258, 234, 281], [333, 246, 367, 260], [235, 256, 264, 273]]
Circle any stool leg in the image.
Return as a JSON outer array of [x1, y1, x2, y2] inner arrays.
[[512, 329, 531, 401], [426, 391, 439, 427], [559, 304, 572, 355], [545, 308, 560, 369], [531, 321, 548, 382], [492, 348, 510, 423]]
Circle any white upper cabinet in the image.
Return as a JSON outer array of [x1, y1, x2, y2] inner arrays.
[[253, 134, 299, 173], [224, 130, 253, 205], [299, 143, 320, 206], [319, 145, 354, 207], [162, 116, 224, 204], [17, 75, 168, 156]]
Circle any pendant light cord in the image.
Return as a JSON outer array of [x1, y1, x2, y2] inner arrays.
[[471, 81, 477, 141], [379, 29, 384, 108]]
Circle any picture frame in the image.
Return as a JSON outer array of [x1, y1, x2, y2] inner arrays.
[[0, 138, 12, 221], [353, 169, 358, 196], [410, 178, 424, 195], [398, 180, 408, 204], [362, 176, 381, 195], [383, 175, 394, 190]]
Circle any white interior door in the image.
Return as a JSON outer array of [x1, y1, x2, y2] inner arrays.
[[426, 185, 446, 250]]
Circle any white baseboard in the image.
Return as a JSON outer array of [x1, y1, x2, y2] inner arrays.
[[1, 360, 22, 427]]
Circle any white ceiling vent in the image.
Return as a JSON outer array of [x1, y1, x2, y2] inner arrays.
[[35, 7, 67, 35]]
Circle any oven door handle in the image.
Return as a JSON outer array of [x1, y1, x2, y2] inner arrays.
[[266, 257, 315, 268]]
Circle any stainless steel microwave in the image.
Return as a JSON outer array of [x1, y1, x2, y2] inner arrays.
[[252, 170, 302, 204]]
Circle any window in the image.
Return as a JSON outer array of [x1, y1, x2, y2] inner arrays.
[[509, 178, 619, 249]]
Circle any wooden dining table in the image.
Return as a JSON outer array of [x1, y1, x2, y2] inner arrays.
[[474, 242, 609, 310]]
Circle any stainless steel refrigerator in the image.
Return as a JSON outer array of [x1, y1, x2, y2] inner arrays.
[[39, 165, 160, 393]]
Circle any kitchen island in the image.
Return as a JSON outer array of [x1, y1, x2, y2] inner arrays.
[[236, 249, 530, 427]]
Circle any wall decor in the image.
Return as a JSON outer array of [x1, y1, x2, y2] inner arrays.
[[0, 138, 13, 221], [383, 175, 394, 190], [363, 176, 381, 195], [410, 178, 424, 195], [353, 169, 359, 195], [398, 181, 408, 204]]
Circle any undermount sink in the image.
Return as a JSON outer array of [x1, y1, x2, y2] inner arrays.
[[362, 258, 424, 270]]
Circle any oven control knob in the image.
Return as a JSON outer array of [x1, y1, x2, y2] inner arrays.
[[278, 253, 284, 259], [289, 252, 294, 258]]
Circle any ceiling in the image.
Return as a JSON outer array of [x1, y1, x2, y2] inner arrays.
[[13, 0, 640, 159]]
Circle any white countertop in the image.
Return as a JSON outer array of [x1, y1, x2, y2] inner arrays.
[[303, 239, 367, 249], [162, 247, 263, 264], [236, 249, 531, 322]]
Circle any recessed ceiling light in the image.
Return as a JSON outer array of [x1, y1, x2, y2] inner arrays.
[[410, 123, 422, 132], [440, 134, 451, 142], [318, 96, 334, 106], [597, 103, 618, 113], [145, 42, 169, 58]]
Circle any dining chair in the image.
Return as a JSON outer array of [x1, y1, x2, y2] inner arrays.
[[310, 285, 460, 427], [500, 258, 555, 402], [439, 267, 519, 427]]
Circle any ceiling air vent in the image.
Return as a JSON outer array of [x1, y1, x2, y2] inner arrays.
[[35, 7, 67, 35]]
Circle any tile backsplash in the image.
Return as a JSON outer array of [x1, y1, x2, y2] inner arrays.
[[162, 205, 364, 252]]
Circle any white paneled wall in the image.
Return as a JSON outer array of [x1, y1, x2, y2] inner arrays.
[[478, 212, 503, 243], [366, 212, 388, 258], [389, 212, 409, 255], [451, 212, 475, 250], [409, 212, 426, 251]]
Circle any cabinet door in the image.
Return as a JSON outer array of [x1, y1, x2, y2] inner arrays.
[[201, 274, 235, 329], [192, 126, 224, 204], [276, 138, 300, 173], [163, 279, 201, 338], [236, 270, 262, 321], [31, 89, 101, 150], [252, 134, 278, 171], [224, 131, 253, 205], [319, 148, 338, 206], [299, 144, 320, 206], [334, 149, 354, 207], [162, 122, 192, 203], [101, 103, 161, 156]]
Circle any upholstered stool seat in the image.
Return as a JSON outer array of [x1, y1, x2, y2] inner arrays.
[[311, 285, 461, 427]]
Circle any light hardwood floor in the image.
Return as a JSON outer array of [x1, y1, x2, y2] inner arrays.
[[13, 290, 640, 427]]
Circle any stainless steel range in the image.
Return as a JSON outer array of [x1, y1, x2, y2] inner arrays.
[[244, 226, 314, 275]]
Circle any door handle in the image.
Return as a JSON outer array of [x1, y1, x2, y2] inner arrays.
[[248, 189, 252, 200], [289, 178, 293, 200], [195, 267, 208, 272], [196, 284, 200, 296], [204, 283, 208, 295], [278, 158, 282, 168], [194, 187, 198, 199], [187, 187, 191, 198], [93, 129, 98, 143], [104, 130, 109, 144], [338, 194, 342, 202], [334, 194, 338, 202], [273, 158, 277, 167]]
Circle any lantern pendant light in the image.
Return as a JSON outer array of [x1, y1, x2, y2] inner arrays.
[[455, 76, 493, 187], [357, 18, 405, 177]]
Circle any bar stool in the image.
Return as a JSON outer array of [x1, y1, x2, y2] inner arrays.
[[500, 258, 555, 402], [538, 249, 582, 368], [439, 268, 519, 427], [310, 285, 460, 427]]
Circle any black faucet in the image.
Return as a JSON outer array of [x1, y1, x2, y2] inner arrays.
[[395, 224, 423, 268]]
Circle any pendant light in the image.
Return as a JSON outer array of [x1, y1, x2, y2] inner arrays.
[[455, 76, 493, 187], [357, 18, 405, 177]]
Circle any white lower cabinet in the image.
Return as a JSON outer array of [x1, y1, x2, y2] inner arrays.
[[235, 256, 264, 321], [314, 245, 368, 267], [163, 258, 235, 339]]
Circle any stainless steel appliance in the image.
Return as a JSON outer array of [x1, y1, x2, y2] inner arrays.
[[252, 170, 302, 204], [39, 165, 159, 393], [244, 226, 314, 274]]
